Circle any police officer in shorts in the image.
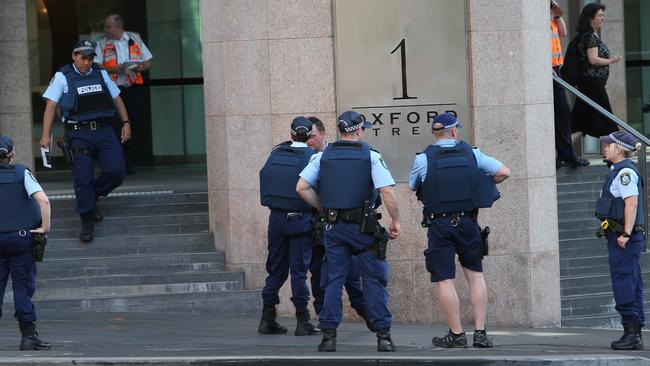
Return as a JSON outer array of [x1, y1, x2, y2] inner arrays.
[[39, 40, 131, 243], [0, 136, 51, 350], [258, 117, 320, 336], [297, 111, 401, 352], [597, 131, 645, 350], [409, 113, 510, 348]]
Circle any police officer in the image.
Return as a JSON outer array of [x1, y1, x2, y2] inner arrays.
[[596, 131, 645, 350], [40, 40, 131, 243], [306, 116, 373, 331], [258, 117, 320, 336], [0, 136, 51, 350], [409, 113, 510, 348], [297, 111, 401, 352]]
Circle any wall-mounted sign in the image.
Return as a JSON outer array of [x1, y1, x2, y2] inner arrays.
[[334, 0, 470, 182]]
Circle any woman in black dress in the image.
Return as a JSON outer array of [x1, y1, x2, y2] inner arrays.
[[571, 3, 623, 139]]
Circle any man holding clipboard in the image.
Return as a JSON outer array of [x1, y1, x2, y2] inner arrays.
[[96, 14, 153, 174]]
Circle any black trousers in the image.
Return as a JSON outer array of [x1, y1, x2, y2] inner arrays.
[[113, 85, 146, 168], [553, 67, 577, 162]]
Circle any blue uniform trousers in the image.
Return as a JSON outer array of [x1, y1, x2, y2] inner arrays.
[[0, 232, 37, 324], [261, 210, 313, 311], [607, 231, 645, 326], [66, 125, 125, 214], [319, 222, 391, 330], [310, 244, 366, 315]]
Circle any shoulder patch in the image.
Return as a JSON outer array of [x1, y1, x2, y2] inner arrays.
[[620, 171, 631, 186], [26, 170, 38, 184], [379, 157, 388, 169]]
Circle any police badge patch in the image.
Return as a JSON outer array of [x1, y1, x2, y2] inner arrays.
[[379, 157, 388, 169], [620, 172, 631, 186], [27, 170, 39, 183]]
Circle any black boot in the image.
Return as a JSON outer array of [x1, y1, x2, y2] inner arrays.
[[318, 328, 337, 352], [19, 323, 50, 351], [295, 309, 320, 336], [377, 328, 396, 352], [91, 206, 104, 222], [355, 308, 377, 332], [611, 323, 644, 350], [79, 213, 94, 243], [258, 305, 287, 334]]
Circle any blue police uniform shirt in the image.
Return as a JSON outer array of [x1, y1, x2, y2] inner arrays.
[[409, 139, 503, 191], [24, 170, 44, 197], [299, 147, 395, 189], [42, 63, 121, 120], [609, 166, 639, 199]]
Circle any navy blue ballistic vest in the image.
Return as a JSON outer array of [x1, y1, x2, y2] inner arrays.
[[0, 164, 41, 232], [320, 141, 375, 210], [418, 141, 500, 214], [260, 143, 315, 211], [59, 63, 116, 122], [596, 159, 645, 225]]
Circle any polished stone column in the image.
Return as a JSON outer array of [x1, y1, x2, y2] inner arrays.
[[0, 0, 33, 169], [200, 0, 336, 314], [465, 0, 560, 326]]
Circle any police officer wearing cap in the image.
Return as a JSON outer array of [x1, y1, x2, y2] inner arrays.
[[409, 113, 510, 348], [0, 136, 51, 350], [258, 117, 320, 337], [597, 131, 645, 350], [306, 117, 374, 331], [297, 111, 401, 352], [40, 40, 131, 243]]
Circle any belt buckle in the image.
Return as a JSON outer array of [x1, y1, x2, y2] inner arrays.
[[89, 121, 97, 130]]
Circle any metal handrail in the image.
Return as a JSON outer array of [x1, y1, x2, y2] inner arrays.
[[552, 73, 649, 246]]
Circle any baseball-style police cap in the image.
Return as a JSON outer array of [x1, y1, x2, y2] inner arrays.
[[291, 116, 313, 136], [0, 135, 15, 158], [72, 40, 97, 57], [432, 113, 463, 131], [337, 111, 372, 133], [599, 131, 639, 151]]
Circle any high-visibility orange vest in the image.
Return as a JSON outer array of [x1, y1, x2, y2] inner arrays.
[[551, 20, 564, 67], [100, 32, 144, 86]]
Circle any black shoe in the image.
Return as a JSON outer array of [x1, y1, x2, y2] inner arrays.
[[556, 159, 566, 170], [79, 214, 94, 243], [19, 324, 50, 351], [258, 305, 287, 334], [432, 329, 468, 348], [91, 206, 104, 222], [295, 310, 320, 336], [377, 328, 396, 352], [473, 329, 494, 348], [355, 308, 377, 332], [566, 156, 590, 168], [611, 323, 644, 350], [318, 328, 337, 352]]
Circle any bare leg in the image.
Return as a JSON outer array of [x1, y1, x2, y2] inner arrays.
[[463, 267, 487, 331], [437, 279, 462, 333]]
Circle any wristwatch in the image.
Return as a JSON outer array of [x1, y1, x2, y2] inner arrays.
[[621, 231, 631, 238], [122, 120, 131, 125]]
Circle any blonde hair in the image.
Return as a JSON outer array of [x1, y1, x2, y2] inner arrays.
[[619, 142, 643, 158]]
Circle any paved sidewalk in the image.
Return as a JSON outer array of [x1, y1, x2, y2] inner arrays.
[[0, 312, 648, 365]]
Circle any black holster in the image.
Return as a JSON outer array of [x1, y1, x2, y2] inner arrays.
[[373, 224, 389, 261], [57, 137, 73, 164], [311, 213, 325, 248], [31, 233, 47, 262], [479, 226, 490, 257]]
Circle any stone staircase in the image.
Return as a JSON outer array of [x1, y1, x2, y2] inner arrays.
[[558, 165, 650, 327], [3, 192, 261, 315]]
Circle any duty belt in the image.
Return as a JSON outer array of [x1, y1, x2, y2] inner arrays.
[[65, 120, 104, 131], [423, 210, 478, 227], [324, 207, 364, 224], [600, 219, 644, 235], [270, 208, 305, 219]]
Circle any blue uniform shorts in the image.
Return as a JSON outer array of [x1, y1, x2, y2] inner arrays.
[[424, 216, 483, 282]]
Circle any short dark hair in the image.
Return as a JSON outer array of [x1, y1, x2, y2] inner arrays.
[[292, 132, 310, 143], [0, 157, 10, 164], [576, 3, 606, 33], [308, 117, 325, 133]]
